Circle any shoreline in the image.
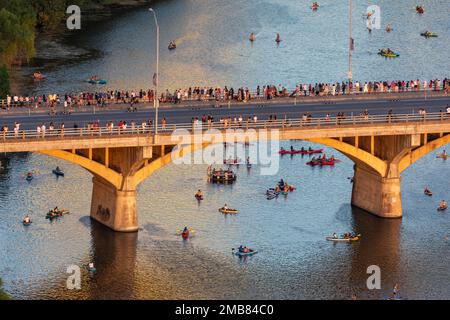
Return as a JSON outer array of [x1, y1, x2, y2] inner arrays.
[[9, 0, 154, 94]]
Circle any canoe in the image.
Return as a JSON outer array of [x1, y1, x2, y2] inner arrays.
[[279, 149, 323, 155], [326, 235, 361, 242], [219, 208, 238, 214], [378, 52, 400, 58], [52, 169, 64, 177], [234, 249, 258, 257], [279, 150, 303, 155]]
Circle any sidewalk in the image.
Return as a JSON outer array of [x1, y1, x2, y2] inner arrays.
[[0, 90, 447, 117]]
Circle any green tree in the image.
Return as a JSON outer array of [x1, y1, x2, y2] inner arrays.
[[0, 277, 10, 300], [0, 3, 36, 65], [0, 65, 10, 97]]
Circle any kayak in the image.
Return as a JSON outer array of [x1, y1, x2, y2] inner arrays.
[[52, 169, 64, 177], [421, 32, 438, 38], [176, 228, 196, 237], [234, 249, 258, 257], [219, 208, 238, 214], [23, 221, 32, 226], [279, 150, 303, 155], [26, 175, 33, 181], [181, 231, 189, 239], [326, 234, 361, 242], [320, 160, 335, 166], [437, 154, 448, 160], [279, 149, 323, 155], [86, 79, 107, 85], [378, 52, 400, 58], [195, 194, 203, 201], [437, 206, 448, 212], [424, 191, 433, 197], [307, 159, 335, 166], [46, 210, 69, 219], [224, 159, 241, 165]]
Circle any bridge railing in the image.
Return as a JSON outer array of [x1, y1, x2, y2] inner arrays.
[[1, 112, 449, 141]]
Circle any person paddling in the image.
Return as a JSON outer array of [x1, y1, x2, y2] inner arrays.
[[275, 33, 281, 43]]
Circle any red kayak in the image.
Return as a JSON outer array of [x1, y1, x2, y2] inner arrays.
[[279, 150, 303, 155], [307, 158, 335, 166], [279, 149, 323, 155], [302, 149, 323, 155], [182, 231, 189, 239], [224, 158, 241, 164]]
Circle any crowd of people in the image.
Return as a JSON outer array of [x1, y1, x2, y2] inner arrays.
[[1, 78, 449, 110], [2, 105, 449, 139]]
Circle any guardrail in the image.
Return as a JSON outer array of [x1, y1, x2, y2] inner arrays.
[[1, 112, 448, 142]]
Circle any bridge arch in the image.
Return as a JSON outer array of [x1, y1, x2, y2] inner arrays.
[[398, 134, 450, 173], [306, 137, 388, 176], [39, 149, 122, 189]]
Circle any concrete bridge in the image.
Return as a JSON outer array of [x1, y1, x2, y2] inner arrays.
[[1, 112, 449, 232]]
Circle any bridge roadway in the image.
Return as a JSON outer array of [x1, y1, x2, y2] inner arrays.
[[0, 96, 449, 130]]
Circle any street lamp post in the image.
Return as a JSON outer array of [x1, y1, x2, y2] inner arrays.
[[149, 8, 160, 135], [348, 0, 353, 92]]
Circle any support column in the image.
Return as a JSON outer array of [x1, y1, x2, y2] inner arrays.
[[90, 176, 138, 232], [351, 166, 402, 218]]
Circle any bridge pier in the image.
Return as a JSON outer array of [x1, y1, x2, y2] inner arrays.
[[351, 166, 402, 218], [90, 176, 138, 232]]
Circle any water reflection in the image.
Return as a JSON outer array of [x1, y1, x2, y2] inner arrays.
[[87, 220, 138, 300], [0, 141, 448, 299], [14, 0, 450, 95]]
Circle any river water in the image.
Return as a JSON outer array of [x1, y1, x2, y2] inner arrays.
[[15, 0, 450, 95], [0, 142, 449, 300], [1, 0, 450, 300]]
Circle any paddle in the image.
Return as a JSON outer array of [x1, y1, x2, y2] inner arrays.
[[176, 228, 196, 235]]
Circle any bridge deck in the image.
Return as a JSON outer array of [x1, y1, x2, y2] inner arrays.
[[1, 113, 449, 153]]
